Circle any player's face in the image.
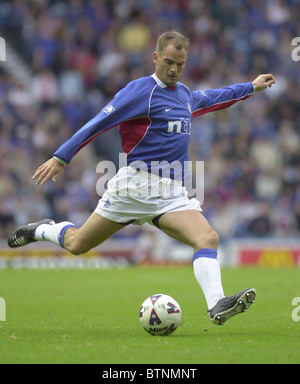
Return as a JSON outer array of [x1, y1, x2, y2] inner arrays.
[[153, 44, 187, 87]]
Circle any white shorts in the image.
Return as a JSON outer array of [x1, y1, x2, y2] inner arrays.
[[95, 166, 202, 226]]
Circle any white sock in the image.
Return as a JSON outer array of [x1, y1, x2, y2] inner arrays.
[[193, 248, 225, 310], [34, 221, 76, 247]]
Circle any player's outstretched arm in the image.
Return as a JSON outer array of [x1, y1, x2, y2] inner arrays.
[[252, 73, 275, 92], [32, 157, 65, 185]]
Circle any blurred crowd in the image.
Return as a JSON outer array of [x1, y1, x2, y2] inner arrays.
[[0, 0, 300, 241]]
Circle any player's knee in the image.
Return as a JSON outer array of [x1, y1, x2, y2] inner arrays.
[[207, 229, 219, 249], [194, 228, 219, 250]]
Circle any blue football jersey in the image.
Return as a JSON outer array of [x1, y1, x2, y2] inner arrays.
[[54, 74, 254, 180]]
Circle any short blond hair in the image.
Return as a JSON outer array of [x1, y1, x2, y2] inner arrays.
[[156, 31, 190, 55]]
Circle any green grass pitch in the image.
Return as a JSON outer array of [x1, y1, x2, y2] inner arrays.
[[0, 266, 299, 364]]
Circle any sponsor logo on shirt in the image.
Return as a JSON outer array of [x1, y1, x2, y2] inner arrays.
[[167, 118, 191, 135]]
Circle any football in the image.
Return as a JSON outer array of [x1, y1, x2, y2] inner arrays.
[[139, 294, 182, 336]]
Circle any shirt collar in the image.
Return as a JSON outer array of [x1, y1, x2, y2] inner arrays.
[[151, 73, 177, 91], [151, 73, 167, 88]]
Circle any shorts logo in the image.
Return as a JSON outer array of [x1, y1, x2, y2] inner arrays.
[[103, 198, 111, 208], [104, 105, 115, 114]]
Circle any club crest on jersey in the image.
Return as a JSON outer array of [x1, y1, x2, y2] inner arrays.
[[104, 105, 115, 114], [149, 308, 161, 325]]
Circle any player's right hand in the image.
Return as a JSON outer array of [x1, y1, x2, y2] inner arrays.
[[32, 157, 65, 185], [252, 73, 275, 92]]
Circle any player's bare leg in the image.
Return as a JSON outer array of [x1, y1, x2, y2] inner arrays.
[[156, 209, 219, 251], [8, 212, 125, 254], [62, 213, 125, 255], [156, 209, 256, 325]]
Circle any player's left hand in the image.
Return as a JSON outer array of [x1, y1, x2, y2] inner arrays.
[[32, 157, 65, 185], [252, 74, 276, 92]]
